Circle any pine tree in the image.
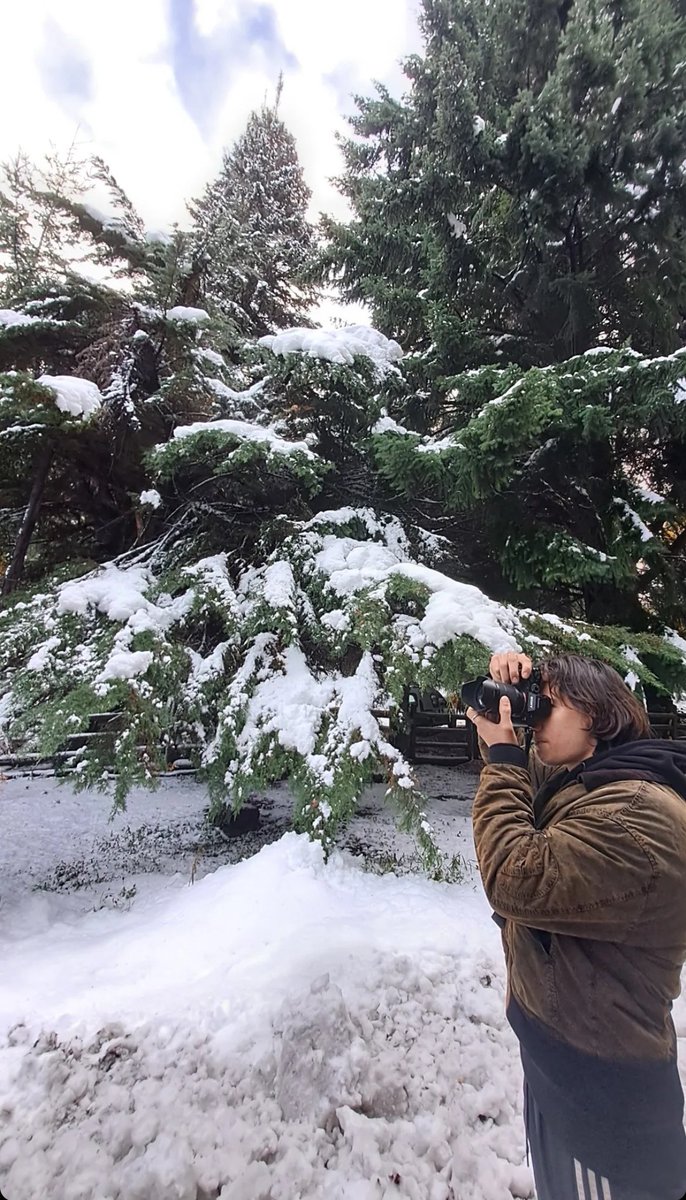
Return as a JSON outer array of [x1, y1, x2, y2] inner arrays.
[[322, 0, 686, 372], [0, 152, 236, 587], [189, 92, 318, 335], [1, 322, 685, 870], [372, 345, 686, 630]]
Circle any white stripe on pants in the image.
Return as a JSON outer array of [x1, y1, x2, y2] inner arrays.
[[575, 1160, 613, 1200]]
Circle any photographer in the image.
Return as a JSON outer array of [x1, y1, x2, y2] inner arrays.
[[466, 652, 686, 1200]]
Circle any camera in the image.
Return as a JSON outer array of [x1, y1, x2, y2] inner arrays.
[[460, 668, 552, 728]]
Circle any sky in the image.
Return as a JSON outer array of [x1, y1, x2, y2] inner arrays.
[[1, 0, 424, 234]]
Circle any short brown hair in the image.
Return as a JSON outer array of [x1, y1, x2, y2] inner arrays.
[[541, 654, 652, 745]]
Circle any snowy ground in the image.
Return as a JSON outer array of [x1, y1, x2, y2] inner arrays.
[[1, 769, 683, 1200]]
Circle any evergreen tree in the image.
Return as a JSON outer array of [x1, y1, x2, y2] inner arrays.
[[1, 324, 685, 872], [322, 0, 686, 372], [372, 345, 686, 630], [0, 153, 236, 588], [189, 92, 318, 335]]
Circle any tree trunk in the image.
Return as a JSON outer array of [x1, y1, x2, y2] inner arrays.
[[2, 442, 54, 596]]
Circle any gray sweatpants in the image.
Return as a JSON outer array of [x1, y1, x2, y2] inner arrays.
[[524, 1080, 686, 1200]]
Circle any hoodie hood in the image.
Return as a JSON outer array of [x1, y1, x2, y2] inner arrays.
[[578, 738, 686, 803]]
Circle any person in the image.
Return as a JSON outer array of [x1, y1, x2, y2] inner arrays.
[[466, 651, 686, 1200]]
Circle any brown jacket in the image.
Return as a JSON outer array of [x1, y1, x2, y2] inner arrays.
[[473, 744, 686, 1061]]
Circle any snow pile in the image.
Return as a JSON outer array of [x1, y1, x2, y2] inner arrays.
[[166, 306, 211, 324], [58, 565, 161, 624], [372, 414, 412, 436], [313, 534, 521, 654], [51, 564, 195, 687], [139, 489, 162, 509], [95, 649, 154, 684], [0, 832, 535, 1200], [259, 325, 403, 375], [36, 374, 103, 419], [0, 308, 39, 328], [173, 417, 316, 458]]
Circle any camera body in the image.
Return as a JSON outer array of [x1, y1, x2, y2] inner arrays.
[[460, 668, 552, 728]]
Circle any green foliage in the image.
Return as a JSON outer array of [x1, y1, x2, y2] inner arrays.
[[373, 346, 686, 628], [189, 99, 319, 333], [322, 0, 686, 370]]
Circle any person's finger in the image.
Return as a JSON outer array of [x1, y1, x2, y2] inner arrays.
[[505, 654, 521, 683], [489, 654, 506, 682], [517, 655, 532, 681], [503, 653, 533, 683]]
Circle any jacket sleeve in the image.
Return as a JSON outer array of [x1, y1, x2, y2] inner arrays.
[[472, 761, 657, 939], [477, 731, 557, 791]]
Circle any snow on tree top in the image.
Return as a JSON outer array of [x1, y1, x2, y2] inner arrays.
[[166, 306, 211, 324], [36, 375, 103, 420], [259, 326, 403, 375], [172, 417, 316, 458]]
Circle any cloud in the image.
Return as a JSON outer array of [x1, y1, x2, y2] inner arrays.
[[168, 0, 297, 136], [38, 18, 94, 113], [0, 0, 424, 232]]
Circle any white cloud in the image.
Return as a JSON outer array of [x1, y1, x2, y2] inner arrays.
[[0, 0, 422, 232]]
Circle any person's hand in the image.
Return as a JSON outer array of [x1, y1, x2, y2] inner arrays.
[[488, 652, 533, 684], [466, 696, 518, 746]]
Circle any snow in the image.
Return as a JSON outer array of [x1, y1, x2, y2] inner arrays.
[[259, 326, 403, 376], [0, 308, 38, 328], [473, 115, 485, 134], [372, 414, 412, 436], [666, 628, 686, 663], [528, 611, 593, 643], [194, 347, 226, 368], [675, 378, 686, 404], [172, 417, 316, 458], [166, 306, 211, 323], [633, 482, 665, 505], [81, 200, 127, 233], [58, 565, 158, 624], [36, 374, 103, 419], [313, 536, 522, 654], [482, 379, 525, 411], [95, 649, 154, 684], [447, 214, 467, 238], [611, 97, 622, 115], [616, 499, 653, 542], [621, 646, 643, 691], [0, 773, 539, 1200], [139, 489, 162, 509], [52, 563, 195, 691], [417, 435, 463, 454]]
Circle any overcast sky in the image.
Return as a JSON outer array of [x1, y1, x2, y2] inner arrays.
[[1, 0, 423, 233]]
